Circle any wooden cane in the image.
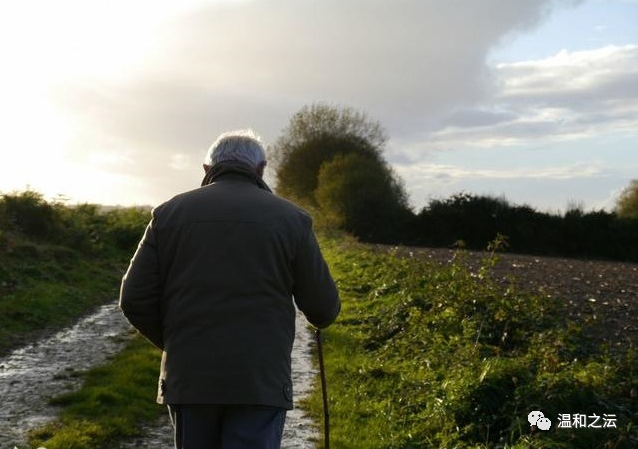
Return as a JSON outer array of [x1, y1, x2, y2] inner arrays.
[[315, 329, 330, 449]]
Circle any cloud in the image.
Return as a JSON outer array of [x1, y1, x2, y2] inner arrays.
[[169, 153, 193, 171], [397, 161, 604, 182], [45, 0, 619, 209], [51, 0, 559, 155], [393, 160, 616, 212], [441, 108, 518, 129], [428, 45, 638, 149], [497, 45, 638, 103]]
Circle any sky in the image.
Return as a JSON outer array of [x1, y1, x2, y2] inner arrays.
[[1, 0, 637, 213]]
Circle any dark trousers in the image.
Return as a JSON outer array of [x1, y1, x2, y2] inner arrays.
[[168, 404, 286, 449]]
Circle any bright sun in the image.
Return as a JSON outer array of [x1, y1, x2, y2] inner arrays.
[[0, 1, 180, 202]]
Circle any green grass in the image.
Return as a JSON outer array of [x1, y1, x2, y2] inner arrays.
[[0, 230, 165, 449], [28, 334, 163, 449], [15, 232, 638, 448], [0, 198, 164, 449], [0, 236, 127, 356], [302, 235, 638, 448]]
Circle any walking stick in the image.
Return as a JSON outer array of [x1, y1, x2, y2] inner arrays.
[[315, 329, 330, 449]]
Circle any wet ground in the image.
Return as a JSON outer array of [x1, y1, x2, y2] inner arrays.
[[0, 302, 132, 448], [0, 303, 319, 449]]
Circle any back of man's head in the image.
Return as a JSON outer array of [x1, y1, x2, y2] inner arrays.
[[204, 130, 266, 170]]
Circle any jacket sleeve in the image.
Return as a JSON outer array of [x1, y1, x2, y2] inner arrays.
[[119, 215, 164, 349], [292, 225, 340, 329]]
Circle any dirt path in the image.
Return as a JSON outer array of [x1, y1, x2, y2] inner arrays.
[[0, 303, 319, 449], [0, 302, 132, 448]]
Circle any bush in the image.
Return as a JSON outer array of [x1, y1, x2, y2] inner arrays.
[[0, 190, 149, 254], [103, 207, 151, 252], [315, 153, 411, 242], [616, 179, 638, 220], [0, 190, 58, 239], [272, 103, 403, 207], [411, 193, 638, 261]]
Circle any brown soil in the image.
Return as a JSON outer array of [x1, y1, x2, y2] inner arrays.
[[377, 245, 638, 351]]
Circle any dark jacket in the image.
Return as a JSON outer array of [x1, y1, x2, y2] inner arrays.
[[119, 164, 340, 409]]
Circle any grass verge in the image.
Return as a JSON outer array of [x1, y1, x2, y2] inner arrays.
[[302, 235, 637, 448], [28, 334, 163, 449], [0, 236, 128, 357]]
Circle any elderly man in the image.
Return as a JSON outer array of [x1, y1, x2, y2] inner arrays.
[[120, 130, 340, 449]]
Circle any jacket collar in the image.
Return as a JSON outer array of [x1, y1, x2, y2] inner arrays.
[[201, 160, 272, 193]]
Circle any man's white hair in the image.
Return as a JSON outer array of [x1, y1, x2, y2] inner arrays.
[[204, 129, 267, 169]]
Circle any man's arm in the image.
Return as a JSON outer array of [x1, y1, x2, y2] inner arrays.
[[119, 216, 164, 349], [292, 226, 340, 329]]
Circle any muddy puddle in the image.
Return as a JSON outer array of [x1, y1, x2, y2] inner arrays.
[[1, 303, 319, 448]]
